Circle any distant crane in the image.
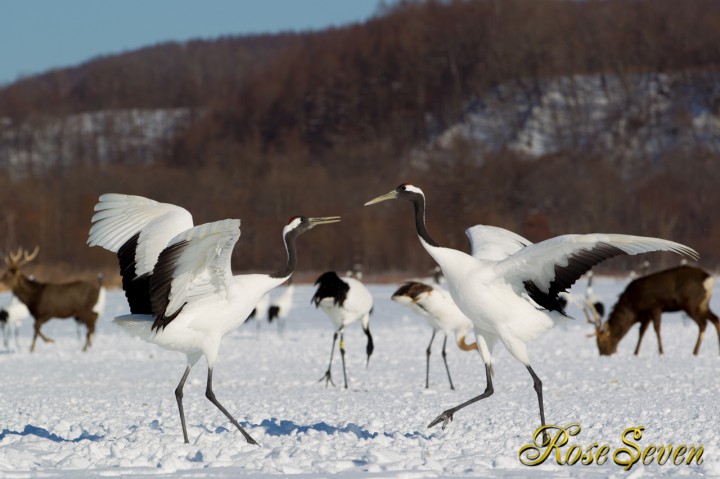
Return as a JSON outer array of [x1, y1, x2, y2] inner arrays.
[[365, 183, 697, 436], [312, 271, 374, 389], [392, 281, 476, 389], [268, 283, 295, 334], [88, 193, 339, 444], [248, 292, 270, 325], [0, 295, 31, 350]]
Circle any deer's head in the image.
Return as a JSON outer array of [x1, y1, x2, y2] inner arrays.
[[1, 247, 39, 288], [584, 300, 617, 355]]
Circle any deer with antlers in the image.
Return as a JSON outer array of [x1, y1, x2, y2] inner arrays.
[[586, 265, 720, 356], [1, 247, 101, 352]]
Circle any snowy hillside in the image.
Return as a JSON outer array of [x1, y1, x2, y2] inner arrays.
[[1, 278, 718, 478], [0, 108, 194, 176], [415, 72, 720, 174]]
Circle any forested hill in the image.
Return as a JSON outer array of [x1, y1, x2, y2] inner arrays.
[[1, 0, 720, 281]]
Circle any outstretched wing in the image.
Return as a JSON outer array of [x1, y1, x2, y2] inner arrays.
[[149, 219, 241, 331], [465, 225, 531, 261], [495, 233, 698, 313], [88, 193, 194, 277]]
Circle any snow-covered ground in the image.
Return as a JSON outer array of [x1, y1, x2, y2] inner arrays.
[[1, 277, 718, 478]]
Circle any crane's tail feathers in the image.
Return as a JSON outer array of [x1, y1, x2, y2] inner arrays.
[[456, 333, 478, 352], [113, 315, 155, 341]]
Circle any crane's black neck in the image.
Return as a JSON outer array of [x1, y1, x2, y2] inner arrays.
[[411, 195, 439, 247], [270, 229, 298, 279]]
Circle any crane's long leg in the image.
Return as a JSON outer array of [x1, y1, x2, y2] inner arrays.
[[175, 365, 192, 444], [319, 330, 339, 387], [339, 332, 348, 389], [425, 331, 436, 389], [526, 365, 546, 433], [205, 367, 258, 445], [441, 334, 455, 390], [428, 363, 493, 429]]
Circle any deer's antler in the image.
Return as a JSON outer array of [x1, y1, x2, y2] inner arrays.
[[23, 246, 39, 264], [4, 246, 39, 268]]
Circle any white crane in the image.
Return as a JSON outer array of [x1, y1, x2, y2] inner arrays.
[[248, 292, 270, 323], [268, 283, 295, 334], [392, 281, 476, 389], [87, 193, 339, 444], [0, 295, 31, 350], [312, 271, 374, 389], [366, 183, 697, 435]]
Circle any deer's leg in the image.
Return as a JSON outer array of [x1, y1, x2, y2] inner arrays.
[[689, 308, 708, 356], [31, 319, 53, 352], [708, 313, 720, 355], [651, 312, 663, 355], [634, 319, 650, 355], [693, 321, 706, 356], [80, 313, 97, 352]]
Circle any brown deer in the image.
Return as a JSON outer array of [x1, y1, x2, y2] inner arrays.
[[587, 265, 719, 356], [1, 247, 101, 352]]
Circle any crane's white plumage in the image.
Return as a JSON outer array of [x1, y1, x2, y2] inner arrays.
[[88, 193, 339, 444], [0, 295, 31, 349], [392, 281, 476, 389], [312, 272, 374, 389], [250, 292, 270, 321], [269, 284, 295, 321], [366, 183, 698, 433]]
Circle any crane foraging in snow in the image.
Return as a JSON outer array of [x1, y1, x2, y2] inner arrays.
[[392, 281, 476, 389]]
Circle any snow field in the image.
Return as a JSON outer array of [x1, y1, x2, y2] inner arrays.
[[0, 278, 718, 478]]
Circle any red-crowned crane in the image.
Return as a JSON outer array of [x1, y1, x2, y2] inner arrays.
[[392, 281, 476, 389], [366, 183, 697, 437], [268, 283, 295, 335], [0, 295, 31, 350], [88, 193, 339, 444], [312, 271, 374, 389]]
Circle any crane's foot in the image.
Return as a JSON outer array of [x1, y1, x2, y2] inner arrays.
[[427, 410, 454, 430], [318, 370, 336, 388]]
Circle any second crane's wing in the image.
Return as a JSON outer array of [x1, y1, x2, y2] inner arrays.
[[495, 233, 698, 312], [149, 219, 241, 331], [465, 225, 531, 262]]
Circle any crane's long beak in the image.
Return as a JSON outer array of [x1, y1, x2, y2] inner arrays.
[[364, 190, 397, 206], [308, 216, 341, 226]]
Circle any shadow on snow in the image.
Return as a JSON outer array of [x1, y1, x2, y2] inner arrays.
[[0, 425, 103, 443], [256, 417, 431, 440]]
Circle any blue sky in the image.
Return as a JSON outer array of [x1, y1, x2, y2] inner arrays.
[[0, 0, 385, 85]]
